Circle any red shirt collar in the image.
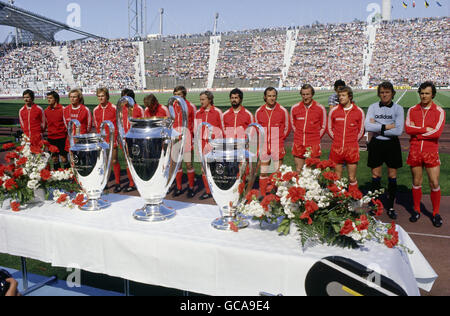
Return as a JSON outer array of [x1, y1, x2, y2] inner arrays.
[[46, 104, 63, 111]]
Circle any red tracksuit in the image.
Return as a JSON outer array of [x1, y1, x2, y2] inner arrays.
[[290, 100, 327, 159], [173, 99, 197, 191], [405, 102, 445, 167], [255, 103, 291, 161], [327, 103, 365, 164], [93, 102, 118, 145], [223, 106, 255, 139], [405, 102, 445, 216], [19, 104, 45, 144], [195, 105, 224, 194], [44, 104, 66, 140], [63, 104, 92, 152]]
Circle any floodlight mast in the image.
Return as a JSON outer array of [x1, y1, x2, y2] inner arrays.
[[128, 0, 147, 39], [214, 13, 219, 35], [159, 8, 164, 36]]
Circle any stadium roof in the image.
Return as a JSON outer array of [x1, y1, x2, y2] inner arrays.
[[0, 1, 103, 42]]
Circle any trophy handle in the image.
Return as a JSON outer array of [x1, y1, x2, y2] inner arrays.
[[164, 96, 189, 193], [243, 123, 265, 196], [116, 96, 135, 147], [197, 122, 214, 173], [100, 120, 115, 183], [67, 119, 81, 149]]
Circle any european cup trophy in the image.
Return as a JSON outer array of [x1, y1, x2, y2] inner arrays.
[[68, 119, 115, 211], [198, 123, 264, 230], [117, 96, 188, 222]]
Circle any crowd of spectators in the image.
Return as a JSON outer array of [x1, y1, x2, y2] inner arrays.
[[0, 43, 66, 95], [66, 39, 139, 91], [369, 17, 449, 87], [145, 37, 210, 80], [214, 30, 286, 82], [0, 17, 447, 95], [285, 22, 366, 88]]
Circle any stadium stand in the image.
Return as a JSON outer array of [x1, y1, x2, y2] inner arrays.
[[0, 17, 448, 95], [369, 17, 449, 87]]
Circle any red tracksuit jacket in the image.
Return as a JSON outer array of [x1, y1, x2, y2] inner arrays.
[[63, 104, 92, 135], [255, 103, 291, 156], [44, 104, 66, 140], [144, 104, 170, 118], [93, 102, 118, 144], [19, 104, 45, 143], [194, 105, 224, 148], [405, 102, 446, 153], [123, 104, 145, 134], [327, 103, 365, 148], [223, 106, 255, 139], [290, 100, 327, 147]]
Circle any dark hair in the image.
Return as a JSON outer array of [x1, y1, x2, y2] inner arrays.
[[230, 88, 244, 101], [418, 81, 437, 98], [121, 89, 136, 102], [264, 87, 278, 97], [338, 86, 353, 101], [301, 84, 315, 96], [47, 91, 60, 103], [144, 94, 160, 116], [377, 81, 396, 98], [174, 86, 187, 98], [334, 80, 346, 90], [23, 89, 35, 101], [200, 91, 214, 104]]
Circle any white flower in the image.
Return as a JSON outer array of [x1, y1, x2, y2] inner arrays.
[[27, 180, 40, 190]]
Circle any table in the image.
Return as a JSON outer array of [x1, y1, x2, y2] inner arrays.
[[0, 194, 438, 296]]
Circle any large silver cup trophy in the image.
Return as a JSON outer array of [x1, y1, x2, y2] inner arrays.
[[198, 123, 264, 230], [117, 96, 188, 222], [68, 119, 115, 211]]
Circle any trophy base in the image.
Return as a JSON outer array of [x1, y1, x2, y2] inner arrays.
[[133, 203, 176, 222], [80, 199, 111, 212], [211, 216, 249, 231]]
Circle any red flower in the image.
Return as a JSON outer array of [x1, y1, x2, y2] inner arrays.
[[351, 189, 363, 200], [40, 169, 52, 181], [245, 189, 260, 203], [305, 158, 321, 167], [238, 182, 245, 195], [5, 151, 19, 163], [48, 145, 60, 153], [340, 219, 354, 235], [72, 194, 86, 207], [228, 221, 239, 233], [371, 199, 384, 216], [5, 178, 18, 191], [10, 201, 20, 212], [15, 146, 24, 152], [356, 215, 369, 231], [261, 194, 278, 211], [287, 186, 306, 203], [282, 171, 299, 182], [0, 165, 4, 178], [317, 160, 336, 170], [16, 157, 28, 166], [57, 194, 68, 204], [30, 145, 43, 155], [13, 168, 24, 179], [2, 143, 16, 150], [384, 231, 399, 248], [388, 221, 397, 235], [5, 164, 15, 172], [323, 171, 339, 182], [300, 200, 319, 225], [327, 183, 340, 194]]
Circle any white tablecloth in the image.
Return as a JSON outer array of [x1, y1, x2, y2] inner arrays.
[[0, 194, 437, 296]]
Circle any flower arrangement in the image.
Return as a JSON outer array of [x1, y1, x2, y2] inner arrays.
[[0, 136, 82, 211], [239, 156, 407, 251]]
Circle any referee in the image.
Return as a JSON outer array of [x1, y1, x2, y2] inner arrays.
[[365, 82, 405, 219]]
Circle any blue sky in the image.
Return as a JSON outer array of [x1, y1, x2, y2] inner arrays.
[[0, 0, 447, 41]]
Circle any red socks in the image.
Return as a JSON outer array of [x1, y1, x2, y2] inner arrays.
[[114, 163, 121, 185], [202, 174, 211, 194], [126, 168, 135, 187], [412, 186, 422, 213], [259, 177, 268, 196], [176, 170, 183, 190], [187, 169, 195, 189], [430, 187, 441, 216]]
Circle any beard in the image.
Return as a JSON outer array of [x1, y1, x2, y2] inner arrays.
[[231, 102, 241, 109]]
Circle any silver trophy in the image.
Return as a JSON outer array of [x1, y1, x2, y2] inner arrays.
[[198, 123, 264, 230], [117, 96, 188, 222], [68, 119, 115, 211]]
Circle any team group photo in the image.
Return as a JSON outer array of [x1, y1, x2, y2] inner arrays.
[[0, 0, 448, 299]]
